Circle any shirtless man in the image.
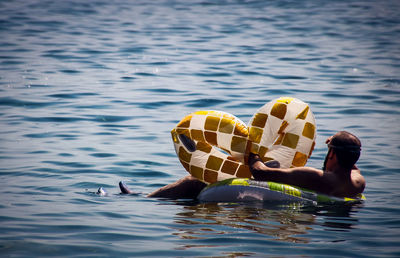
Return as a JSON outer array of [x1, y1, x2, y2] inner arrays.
[[120, 131, 365, 199], [248, 131, 365, 198]]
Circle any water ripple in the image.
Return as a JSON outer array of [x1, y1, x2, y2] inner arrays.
[[186, 98, 228, 108], [42, 161, 95, 168], [0, 97, 57, 108]]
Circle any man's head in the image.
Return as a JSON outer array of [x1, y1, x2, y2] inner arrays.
[[323, 131, 362, 170]]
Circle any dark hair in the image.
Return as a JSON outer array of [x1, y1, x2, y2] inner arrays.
[[329, 131, 361, 169]]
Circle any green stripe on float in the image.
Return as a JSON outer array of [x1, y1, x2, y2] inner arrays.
[[344, 194, 366, 202], [230, 178, 250, 186], [267, 182, 302, 197], [204, 178, 250, 190], [316, 194, 334, 203]]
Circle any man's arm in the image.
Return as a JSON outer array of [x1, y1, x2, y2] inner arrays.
[[249, 153, 335, 194], [147, 175, 206, 199]]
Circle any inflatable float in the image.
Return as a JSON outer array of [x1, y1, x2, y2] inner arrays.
[[171, 97, 365, 203], [197, 178, 365, 204]]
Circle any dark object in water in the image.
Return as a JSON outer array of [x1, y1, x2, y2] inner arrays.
[[119, 181, 135, 194]]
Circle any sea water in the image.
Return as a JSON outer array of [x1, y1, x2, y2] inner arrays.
[[0, 0, 399, 257]]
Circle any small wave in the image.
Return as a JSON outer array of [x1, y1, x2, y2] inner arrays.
[[60, 69, 81, 74], [134, 72, 157, 77], [47, 92, 99, 99], [138, 100, 179, 109], [42, 161, 95, 168], [186, 98, 228, 108], [194, 72, 232, 77], [90, 115, 133, 123], [0, 97, 56, 108], [90, 153, 117, 158], [24, 116, 86, 123], [266, 74, 308, 80]]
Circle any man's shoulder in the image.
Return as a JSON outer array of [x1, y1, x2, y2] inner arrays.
[[351, 169, 366, 192]]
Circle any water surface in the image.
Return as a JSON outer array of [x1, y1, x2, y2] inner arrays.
[[1, 0, 399, 257]]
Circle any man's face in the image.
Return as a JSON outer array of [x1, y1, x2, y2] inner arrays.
[[322, 148, 332, 171]]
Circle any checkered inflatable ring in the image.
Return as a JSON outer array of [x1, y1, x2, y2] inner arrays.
[[171, 97, 317, 184]]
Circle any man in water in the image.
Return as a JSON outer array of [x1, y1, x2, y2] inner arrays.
[[121, 131, 365, 199], [248, 131, 365, 198]]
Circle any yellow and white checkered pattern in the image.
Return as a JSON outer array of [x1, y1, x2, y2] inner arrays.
[[249, 97, 316, 168], [171, 97, 316, 184]]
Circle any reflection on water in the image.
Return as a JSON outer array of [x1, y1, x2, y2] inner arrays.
[[172, 201, 362, 248]]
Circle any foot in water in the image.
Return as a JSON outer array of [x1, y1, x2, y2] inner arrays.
[[96, 187, 108, 196], [119, 181, 136, 194]]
